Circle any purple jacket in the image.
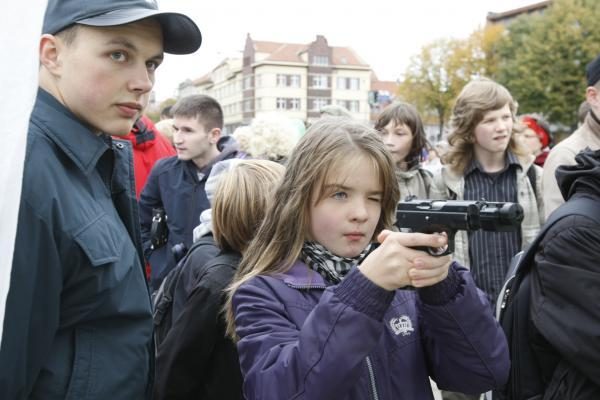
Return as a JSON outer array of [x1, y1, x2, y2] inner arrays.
[[232, 261, 509, 400]]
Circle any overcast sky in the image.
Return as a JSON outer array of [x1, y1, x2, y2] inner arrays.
[[154, 0, 538, 101]]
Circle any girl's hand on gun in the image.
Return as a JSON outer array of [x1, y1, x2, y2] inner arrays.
[[358, 230, 452, 291]]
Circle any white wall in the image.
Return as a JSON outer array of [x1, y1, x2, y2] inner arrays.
[[0, 1, 47, 347]]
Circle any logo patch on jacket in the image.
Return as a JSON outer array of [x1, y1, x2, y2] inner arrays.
[[389, 315, 414, 336]]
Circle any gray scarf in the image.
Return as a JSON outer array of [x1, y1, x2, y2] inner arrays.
[[301, 241, 372, 284]]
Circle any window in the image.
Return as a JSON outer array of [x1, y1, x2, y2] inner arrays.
[[277, 74, 287, 87], [255, 74, 262, 88], [312, 75, 329, 89], [243, 76, 252, 90], [312, 55, 329, 65], [312, 98, 329, 111], [336, 100, 359, 113], [276, 98, 287, 110], [337, 77, 360, 90], [290, 98, 301, 110], [256, 98, 262, 111], [243, 100, 252, 112], [290, 75, 301, 88]]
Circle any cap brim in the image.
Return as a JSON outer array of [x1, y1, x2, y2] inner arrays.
[[77, 9, 202, 55]]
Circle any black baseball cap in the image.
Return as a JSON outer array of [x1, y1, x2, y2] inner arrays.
[[587, 54, 600, 87], [43, 0, 202, 55]]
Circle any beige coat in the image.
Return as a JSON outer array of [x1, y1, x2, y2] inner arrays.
[[395, 167, 433, 201], [430, 156, 544, 268], [542, 112, 600, 218]]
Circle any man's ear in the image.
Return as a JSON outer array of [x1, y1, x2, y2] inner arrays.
[[586, 85, 600, 109], [39, 34, 63, 76], [210, 128, 222, 145]]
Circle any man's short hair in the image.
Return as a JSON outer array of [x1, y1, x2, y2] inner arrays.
[[171, 95, 224, 130]]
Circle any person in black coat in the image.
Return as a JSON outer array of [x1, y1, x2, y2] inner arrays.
[[154, 159, 285, 400], [530, 148, 600, 399]]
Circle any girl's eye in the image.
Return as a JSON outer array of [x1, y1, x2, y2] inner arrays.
[[369, 196, 382, 203], [333, 191, 347, 200], [110, 51, 127, 62]]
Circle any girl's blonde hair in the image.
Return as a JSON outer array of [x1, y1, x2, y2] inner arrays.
[[443, 78, 528, 174], [224, 118, 399, 339], [212, 160, 285, 253]]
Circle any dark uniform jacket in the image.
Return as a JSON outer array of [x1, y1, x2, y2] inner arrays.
[[139, 145, 239, 291], [0, 89, 154, 399], [531, 149, 600, 399]]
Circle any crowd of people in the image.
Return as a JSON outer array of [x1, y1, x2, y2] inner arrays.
[[1, 0, 599, 399]]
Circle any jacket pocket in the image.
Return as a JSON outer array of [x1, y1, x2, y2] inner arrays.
[[65, 328, 96, 400], [74, 213, 122, 266]]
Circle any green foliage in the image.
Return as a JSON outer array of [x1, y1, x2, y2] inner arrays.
[[398, 26, 503, 138], [495, 0, 600, 131]]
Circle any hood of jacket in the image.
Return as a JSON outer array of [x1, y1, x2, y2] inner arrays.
[[557, 148, 600, 201], [121, 116, 157, 150]]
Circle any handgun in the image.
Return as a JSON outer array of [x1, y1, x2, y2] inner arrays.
[[395, 199, 524, 256]]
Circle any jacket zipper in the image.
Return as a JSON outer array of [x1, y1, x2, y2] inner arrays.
[[285, 283, 327, 290], [365, 356, 379, 400]]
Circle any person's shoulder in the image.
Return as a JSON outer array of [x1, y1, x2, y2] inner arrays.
[[152, 155, 180, 173]]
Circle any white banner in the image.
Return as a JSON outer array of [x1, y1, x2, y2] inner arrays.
[[0, 1, 47, 347]]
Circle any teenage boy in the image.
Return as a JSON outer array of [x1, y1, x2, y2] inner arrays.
[[543, 54, 600, 218], [139, 95, 240, 291], [431, 78, 544, 400], [431, 78, 544, 305], [0, 1, 201, 398]]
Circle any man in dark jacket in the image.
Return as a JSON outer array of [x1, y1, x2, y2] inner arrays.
[[530, 148, 600, 399], [140, 95, 239, 290], [0, 1, 201, 399]]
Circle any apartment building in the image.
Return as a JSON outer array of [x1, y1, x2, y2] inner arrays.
[[180, 34, 376, 133]]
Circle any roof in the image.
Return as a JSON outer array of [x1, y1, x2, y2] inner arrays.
[[487, 0, 551, 23], [252, 39, 369, 67], [371, 80, 398, 93]]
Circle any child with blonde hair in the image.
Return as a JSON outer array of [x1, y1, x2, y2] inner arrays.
[[155, 159, 284, 400], [225, 118, 509, 399]]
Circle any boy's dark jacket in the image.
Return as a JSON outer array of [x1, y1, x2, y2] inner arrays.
[[0, 89, 153, 399], [139, 141, 239, 290], [530, 149, 600, 399]]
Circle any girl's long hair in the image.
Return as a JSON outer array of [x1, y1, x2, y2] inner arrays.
[[443, 78, 528, 175], [224, 118, 399, 339]]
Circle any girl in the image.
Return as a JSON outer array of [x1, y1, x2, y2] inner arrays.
[[154, 159, 285, 400], [225, 118, 509, 400], [374, 101, 433, 200]]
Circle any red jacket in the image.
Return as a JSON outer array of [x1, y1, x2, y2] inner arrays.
[[117, 116, 176, 198]]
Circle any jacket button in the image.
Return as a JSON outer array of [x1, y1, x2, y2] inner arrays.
[[115, 142, 124, 149]]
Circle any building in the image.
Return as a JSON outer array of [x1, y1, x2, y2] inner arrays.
[[486, 0, 551, 26], [182, 34, 380, 133]]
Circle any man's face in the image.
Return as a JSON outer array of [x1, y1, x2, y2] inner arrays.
[[173, 116, 219, 166], [55, 20, 163, 136], [473, 103, 513, 157]]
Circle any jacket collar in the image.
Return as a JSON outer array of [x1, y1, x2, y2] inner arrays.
[[33, 89, 110, 176], [278, 260, 327, 288]]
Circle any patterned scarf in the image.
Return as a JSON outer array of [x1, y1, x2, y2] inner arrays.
[[301, 241, 372, 284]]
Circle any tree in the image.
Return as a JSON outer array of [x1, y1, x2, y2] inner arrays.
[[495, 0, 600, 131], [398, 25, 504, 139]]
